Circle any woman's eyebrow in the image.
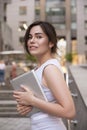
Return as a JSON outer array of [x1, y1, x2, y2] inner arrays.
[[35, 32, 43, 35], [29, 32, 43, 35]]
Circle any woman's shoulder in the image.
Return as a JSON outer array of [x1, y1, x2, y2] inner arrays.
[[44, 59, 62, 69], [44, 59, 64, 75], [43, 58, 59, 66], [35, 58, 63, 74]]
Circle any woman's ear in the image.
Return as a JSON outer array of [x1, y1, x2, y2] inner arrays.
[[49, 42, 54, 49]]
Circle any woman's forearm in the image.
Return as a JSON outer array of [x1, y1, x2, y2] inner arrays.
[[31, 96, 75, 119]]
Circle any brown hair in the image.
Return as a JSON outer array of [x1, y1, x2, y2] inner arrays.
[[24, 21, 57, 54]]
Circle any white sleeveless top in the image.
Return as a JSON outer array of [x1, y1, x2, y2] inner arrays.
[[34, 59, 63, 103], [30, 59, 66, 130]]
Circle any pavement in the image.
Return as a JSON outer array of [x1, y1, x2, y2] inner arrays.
[[0, 64, 87, 130], [0, 118, 31, 130], [69, 64, 87, 107]]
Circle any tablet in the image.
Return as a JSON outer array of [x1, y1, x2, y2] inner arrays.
[[10, 69, 47, 116]]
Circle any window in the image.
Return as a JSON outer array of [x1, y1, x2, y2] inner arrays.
[[71, 0, 76, 6], [84, 6, 87, 14], [46, 7, 65, 16], [35, 8, 40, 15], [85, 36, 87, 45], [35, 0, 40, 19], [46, 0, 65, 26], [85, 21, 87, 29], [71, 22, 77, 29], [71, 6, 76, 14], [53, 22, 66, 29], [46, 1, 65, 16], [18, 21, 27, 31], [19, 6, 27, 15]]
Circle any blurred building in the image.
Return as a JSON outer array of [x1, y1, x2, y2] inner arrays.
[[6, 0, 87, 63], [0, 0, 12, 51], [35, 0, 87, 63], [6, 0, 35, 50]]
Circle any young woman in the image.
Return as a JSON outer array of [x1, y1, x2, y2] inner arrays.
[[13, 21, 75, 130]]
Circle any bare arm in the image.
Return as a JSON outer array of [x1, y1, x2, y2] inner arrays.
[[13, 65, 76, 119]]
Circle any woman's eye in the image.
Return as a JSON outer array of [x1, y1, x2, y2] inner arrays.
[[37, 35, 42, 39], [28, 35, 42, 41], [28, 36, 32, 40]]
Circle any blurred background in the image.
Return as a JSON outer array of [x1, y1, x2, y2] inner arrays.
[[0, 0, 87, 130], [0, 0, 87, 65]]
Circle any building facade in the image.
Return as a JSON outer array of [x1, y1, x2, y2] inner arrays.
[[0, 0, 12, 51], [7, 0, 35, 51], [6, 0, 87, 63], [35, 0, 87, 63], [76, 0, 87, 61]]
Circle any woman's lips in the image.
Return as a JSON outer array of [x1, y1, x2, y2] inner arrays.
[[29, 46, 38, 50]]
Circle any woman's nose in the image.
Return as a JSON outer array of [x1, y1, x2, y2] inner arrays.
[[30, 37, 36, 43]]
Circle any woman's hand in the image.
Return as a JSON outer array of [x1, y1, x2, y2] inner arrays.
[[17, 104, 33, 116], [13, 85, 35, 106]]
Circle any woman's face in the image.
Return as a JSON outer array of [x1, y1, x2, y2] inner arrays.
[[27, 25, 53, 58]]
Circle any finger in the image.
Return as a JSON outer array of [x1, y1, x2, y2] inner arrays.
[[13, 94, 20, 99], [19, 110, 29, 116], [13, 91, 22, 95], [17, 106, 32, 115], [20, 85, 30, 92], [20, 108, 32, 114], [17, 104, 32, 111]]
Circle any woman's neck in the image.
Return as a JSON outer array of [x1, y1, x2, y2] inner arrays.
[[36, 54, 55, 67]]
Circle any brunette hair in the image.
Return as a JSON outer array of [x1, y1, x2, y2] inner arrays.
[[24, 21, 57, 54]]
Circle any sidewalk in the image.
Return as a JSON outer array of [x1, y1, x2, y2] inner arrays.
[[69, 64, 87, 107], [0, 118, 31, 130]]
